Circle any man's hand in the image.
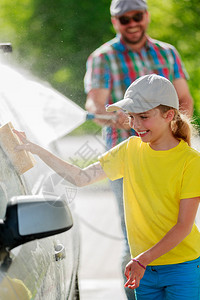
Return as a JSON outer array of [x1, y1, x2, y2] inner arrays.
[[111, 110, 130, 130], [86, 88, 130, 129]]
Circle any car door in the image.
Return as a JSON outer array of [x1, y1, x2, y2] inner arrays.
[[25, 168, 80, 299], [0, 141, 60, 299], [0, 141, 79, 299]]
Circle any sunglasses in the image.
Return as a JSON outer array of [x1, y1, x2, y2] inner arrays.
[[118, 12, 144, 25]]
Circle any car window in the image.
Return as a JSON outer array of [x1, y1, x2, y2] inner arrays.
[[0, 145, 26, 219]]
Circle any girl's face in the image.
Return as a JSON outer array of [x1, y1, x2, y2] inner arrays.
[[128, 108, 175, 149]]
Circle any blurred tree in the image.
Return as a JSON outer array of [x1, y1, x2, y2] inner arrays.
[[0, 0, 199, 126], [170, 0, 200, 120], [0, 0, 112, 108], [148, 0, 200, 122]]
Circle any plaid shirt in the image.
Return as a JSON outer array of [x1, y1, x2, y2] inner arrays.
[[84, 35, 188, 149]]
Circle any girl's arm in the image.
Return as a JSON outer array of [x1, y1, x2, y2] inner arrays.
[[124, 196, 200, 289], [13, 129, 107, 187]]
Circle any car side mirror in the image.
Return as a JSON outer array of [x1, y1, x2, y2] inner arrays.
[[0, 195, 73, 250]]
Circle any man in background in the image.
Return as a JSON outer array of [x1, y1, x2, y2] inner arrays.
[[84, 0, 193, 298]]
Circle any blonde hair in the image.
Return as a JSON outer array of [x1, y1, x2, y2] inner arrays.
[[158, 105, 197, 147]]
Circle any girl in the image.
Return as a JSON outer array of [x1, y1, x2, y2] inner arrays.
[[14, 74, 200, 300]]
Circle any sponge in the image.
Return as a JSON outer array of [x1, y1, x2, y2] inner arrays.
[[0, 122, 36, 174]]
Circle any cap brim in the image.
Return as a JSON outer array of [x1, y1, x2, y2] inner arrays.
[[106, 98, 133, 112], [106, 98, 159, 113]]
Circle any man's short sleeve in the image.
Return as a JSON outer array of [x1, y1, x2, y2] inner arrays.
[[98, 139, 127, 181], [180, 156, 200, 199], [170, 46, 189, 80], [84, 52, 111, 93]]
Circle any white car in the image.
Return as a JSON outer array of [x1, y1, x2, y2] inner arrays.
[[0, 49, 80, 299]]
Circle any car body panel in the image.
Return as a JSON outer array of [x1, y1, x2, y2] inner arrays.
[[0, 59, 80, 299]]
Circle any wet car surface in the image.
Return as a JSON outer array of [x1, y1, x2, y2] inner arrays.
[[0, 57, 80, 299]]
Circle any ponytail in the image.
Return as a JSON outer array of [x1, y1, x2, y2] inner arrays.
[[158, 105, 197, 147], [171, 110, 193, 146]]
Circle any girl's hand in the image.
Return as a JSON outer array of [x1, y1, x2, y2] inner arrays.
[[13, 129, 38, 154], [124, 259, 146, 290]]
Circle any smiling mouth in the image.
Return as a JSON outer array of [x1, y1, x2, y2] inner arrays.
[[137, 130, 149, 136], [127, 27, 140, 33]]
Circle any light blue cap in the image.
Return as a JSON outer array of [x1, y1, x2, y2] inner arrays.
[[106, 74, 179, 113]]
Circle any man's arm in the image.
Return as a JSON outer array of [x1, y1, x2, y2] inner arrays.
[[85, 88, 111, 126], [85, 88, 129, 129], [173, 78, 193, 117]]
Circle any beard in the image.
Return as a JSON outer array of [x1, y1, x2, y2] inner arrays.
[[121, 30, 145, 45]]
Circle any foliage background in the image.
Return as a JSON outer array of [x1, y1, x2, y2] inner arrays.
[[0, 0, 200, 132]]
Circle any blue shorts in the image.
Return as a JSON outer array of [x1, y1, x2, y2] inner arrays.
[[135, 257, 200, 300]]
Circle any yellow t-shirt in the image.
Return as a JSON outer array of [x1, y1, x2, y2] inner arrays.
[[98, 137, 200, 265]]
